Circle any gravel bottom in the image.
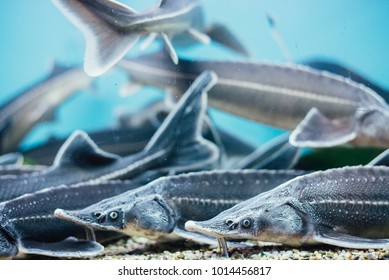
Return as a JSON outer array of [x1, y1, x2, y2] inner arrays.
[[92, 237, 389, 260]]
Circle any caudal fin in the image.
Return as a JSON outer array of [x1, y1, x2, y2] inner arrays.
[[145, 71, 220, 172], [52, 0, 140, 76]]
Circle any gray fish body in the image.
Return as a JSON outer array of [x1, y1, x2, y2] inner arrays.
[[0, 64, 91, 153], [0, 143, 159, 203], [119, 52, 389, 148], [0, 180, 142, 258], [54, 169, 307, 241], [0, 71, 219, 203], [186, 166, 389, 248]]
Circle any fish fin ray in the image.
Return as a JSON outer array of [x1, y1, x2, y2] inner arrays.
[[139, 33, 158, 51], [290, 108, 357, 147], [314, 226, 389, 249], [161, 33, 178, 64], [367, 149, 389, 166], [52, 0, 140, 76], [18, 237, 104, 257], [187, 28, 211, 45], [53, 130, 119, 168], [205, 23, 249, 56]]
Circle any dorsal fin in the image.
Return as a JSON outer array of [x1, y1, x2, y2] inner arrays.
[[145, 71, 217, 153], [145, 71, 220, 171], [53, 130, 119, 168]]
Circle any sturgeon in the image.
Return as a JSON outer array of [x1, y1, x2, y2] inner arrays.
[[185, 166, 389, 255], [0, 71, 219, 202], [54, 169, 308, 245], [0, 180, 143, 258], [51, 0, 248, 76], [119, 51, 389, 148], [0, 63, 91, 154]]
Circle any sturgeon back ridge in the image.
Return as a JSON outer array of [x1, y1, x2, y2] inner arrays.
[[186, 166, 389, 249], [54, 169, 308, 241], [119, 51, 389, 148]]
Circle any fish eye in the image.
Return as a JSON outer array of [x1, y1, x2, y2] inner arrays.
[[241, 219, 252, 228], [109, 211, 119, 220], [226, 219, 234, 226]]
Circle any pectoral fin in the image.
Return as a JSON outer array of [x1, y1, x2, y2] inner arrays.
[[187, 28, 211, 45], [18, 237, 104, 258], [314, 226, 389, 249], [290, 108, 357, 147], [161, 33, 178, 64]]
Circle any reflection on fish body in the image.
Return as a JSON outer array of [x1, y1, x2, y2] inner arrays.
[[119, 51, 389, 148], [54, 169, 307, 244], [0, 71, 219, 203], [0, 63, 91, 154], [185, 166, 389, 252], [51, 0, 247, 76]]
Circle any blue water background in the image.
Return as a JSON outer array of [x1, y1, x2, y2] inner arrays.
[[0, 0, 388, 150]]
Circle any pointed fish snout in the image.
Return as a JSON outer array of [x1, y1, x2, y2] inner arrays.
[[184, 220, 199, 232], [54, 208, 90, 227], [185, 220, 220, 237]]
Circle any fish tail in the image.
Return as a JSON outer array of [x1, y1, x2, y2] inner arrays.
[[52, 0, 140, 77], [145, 71, 221, 172]]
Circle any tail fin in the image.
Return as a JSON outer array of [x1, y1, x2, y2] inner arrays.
[[52, 0, 140, 76], [145, 71, 220, 171]]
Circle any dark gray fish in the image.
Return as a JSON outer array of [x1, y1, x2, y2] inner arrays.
[[0, 180, 144, 258], [0, 71, 219, 203], [0, 63, 91, 154], [52, 0, 247, 76], [186, 166, 389, 251], [54, 169, 307, 245], [119, 51, 389, 148]]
